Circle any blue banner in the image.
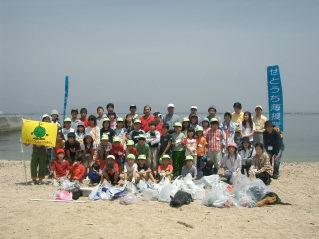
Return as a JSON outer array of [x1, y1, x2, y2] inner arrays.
[[63, 76, 69, 121], [267, 65, 284, 132]]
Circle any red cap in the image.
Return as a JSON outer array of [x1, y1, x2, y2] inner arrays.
[[56, 149, 65, 155]]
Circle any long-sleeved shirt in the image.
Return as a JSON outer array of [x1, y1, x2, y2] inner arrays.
[[263, 130, 281, 155], [220, 121, 236, 146], [163, 113, 180, 131], [239, 147, 255, 165], [206, 128, 223, 152], [146, 130, 161, 147], [252, 152, 273, 176], [222, 154, 242, 173]]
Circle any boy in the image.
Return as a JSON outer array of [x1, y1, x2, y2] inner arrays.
[[102, 155, 120, 184], [206, 118, 223, 174], [106, 103, 117, 118], [158, 124, 172, 157], [125, 140, 138, 157], [62, 118, 75, 140], [135, 134, 150, 162], [136, 154, 157, 182], [79, 108, 89, 127], [145, 122, 160, 172], [157, 154, 174, 181], [64, 132, 81, 164], [231, 102, 244, 146], [52, 149, 70, 179], [97, 134, 111, 169], [70, 108, 80, 129], [123, 154, 138, 183], [110, 136, 125, 168], [114, 117, 128, 142], [171, 122, 186, 177], [181, 155, 197, 179], [88, 163, 102, 185], [96, 106, 106, 129], [195, 126, 208, 178], [128, 104, 139, 120], [129, 119, 145, 144], [69, 156, 86, 182]]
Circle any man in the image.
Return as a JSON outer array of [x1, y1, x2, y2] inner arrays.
[[70, 108, 80, 129], [139, 105, 155, 132], [96, 106, 106, 129], [128, 104, 139, 120], [163, 103, 180, 133], [205, 106, 221, 124], [252, 105, 267, 145], [231, 102, 244, 146]]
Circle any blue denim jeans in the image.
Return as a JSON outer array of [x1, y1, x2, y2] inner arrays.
[[223, 171, 233, 183]]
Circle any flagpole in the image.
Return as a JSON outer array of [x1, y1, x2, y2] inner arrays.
[[63, 76, 69, 121]]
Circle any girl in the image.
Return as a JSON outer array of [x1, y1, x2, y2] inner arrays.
[[249, 143, 273, 185], [240, 111, 255, 143], [52, 149, 70, 179], [81, 135, 97, 171], [124, 114, 134, 133], [201, 119, 210, 138], [221, 142, 242, 184], [75, 121, 85, 145], [100, 118, 116, 143], [189, 114, 199, 130], [182, 117, 190, 136], [239, 137, 255, 176], [220, 112, 236, 149], [195, 126, 207, 178], [157, 154, 174, 181], [108, 112, 117, 130], [114, 117, 128, 144], [183, 129, 197, 165], [85, 115, 100, 146], [62, 118, 75, 140]]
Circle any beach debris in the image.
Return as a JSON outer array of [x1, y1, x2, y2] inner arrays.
[[177, 221, 194, 229]]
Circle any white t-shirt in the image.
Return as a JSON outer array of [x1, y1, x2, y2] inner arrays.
[[62, 127, 75, 140], [124, 162, 138, 174], [239, 122, 256, 142]]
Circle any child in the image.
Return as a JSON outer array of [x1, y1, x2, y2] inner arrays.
[[136, 154, 157, 182], [202, 160, 214, 176], [69, 156, 86, 182], [221, 142, 242, 184], [110, 136, 125, 168], [52, 149, 70, 179], [123, 154, 138, 183], [171, 122, 186, 177], [114, 117, 128, 143], [75, 121, 85, 145], [145, 122, 160, 172], [158, 124, 172, 157], [125, 140, 138, 157], [189, 114, 199, 130], [97, 134, 111, 169], [157, 154, 174, 181], [85, 115, 101, 146], [88, 163, 102, 185], [201, 119, 210, 138], [100, 118, 116, 143], [108, 112, 117, 130], [206, 118, 223, 174], [220, 112, 236, 149], [62, 117, 75, 140], [182, 117, 190, 136], [181, 155, 197, 179], [96, 106, 106, 129], [50, 109, 61, 129], [79, 108, 89, 127], [239, 137, 255, 176], [135, 134, 150, 161], [129, 119, 145, 144], [81, 135, 97, 170], [183, 129, 197, 161], [64, 132, 81, 164], [102, 155, 120, 185], [232, 102, 244, 146], [124, 114, 134, 133], [195, 126, 208, 178], [249, 143, 273, 185], [240, 111, 255, 143], [153, 112, 163, 135]]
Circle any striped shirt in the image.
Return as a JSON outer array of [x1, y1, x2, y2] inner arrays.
[[206, 128, 223, 152]]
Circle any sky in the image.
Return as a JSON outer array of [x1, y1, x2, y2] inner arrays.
[[1, 0, 319, 115]]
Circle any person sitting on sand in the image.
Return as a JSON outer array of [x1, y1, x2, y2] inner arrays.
[[64, 132, 81, 164], [102, 155, 120, 185], [52, 149, 70, 179], [249, 143, 273, 185], [202, 160, 214, 176], [221, 142, 241, 184], [88, 163, 102, 185], [136, 154, 157, 183], [158, 154, 174, 181], [239, 137, 255, 176], [181, 155, 197, 180], [123, 154, 138, 184], [69, 156, 86, 182], [109, 136, 125, 169]]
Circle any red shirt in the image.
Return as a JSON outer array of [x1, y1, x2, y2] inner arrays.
[[52, 160, 69, 178], [70, 164, 85, 180], [110, 143, 125, 156], [79, 118, 89, 127], [157, 164, 173, 173], [105, 162, 119, 175], [140, 115, 155, 132], [125, 147, 138, 157], [156, 122, 164, 135]]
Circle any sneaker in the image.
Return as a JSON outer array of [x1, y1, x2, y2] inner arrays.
[[272, 175, 279, 179], [30, 180, 37, 185], [37, 180, 44, 185]]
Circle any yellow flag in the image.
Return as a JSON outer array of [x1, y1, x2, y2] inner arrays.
[[21, 119, 58, 147]]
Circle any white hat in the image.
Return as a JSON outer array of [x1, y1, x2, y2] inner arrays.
[[255, 105, 263, 110], [51, 109, 59, 116], [107, 155, 115, 160], [190, 106, 198, 110], [167, 103, 175, 108], [42, 114, 50, 120]]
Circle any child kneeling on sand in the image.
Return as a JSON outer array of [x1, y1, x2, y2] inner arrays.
[[52, 149, 70, 179], [157, 154, 174, 181], [123, 154, 138, 183], [102, 155, 120, 185], [136, 154, 157, 183], [69, 156, 86, 182], [88, 163, 102, 185], [181, 155, 197, 180]]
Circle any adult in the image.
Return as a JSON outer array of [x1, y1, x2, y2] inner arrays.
[[263, 121, 282, 179], [139, 105, 155, 132], [128, 104, 139, 120], [70, 108, 80, 129], [231, 102, 244, 147], [96, 106, 106, 129], [205, 106, 222, 124], [106, 103, 117, 119], [163, 103, 180, 133], [79, 108, 89, 127], [188, 106, 201, 123], [50, 109, 61, 129], [252, 105, 268, 145]]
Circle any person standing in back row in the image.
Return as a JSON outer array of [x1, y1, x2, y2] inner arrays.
[[252, 105, 267, 145], [163, 103, 180, 134], [139, 105, 155, 132], [231, 102, 244, 146]]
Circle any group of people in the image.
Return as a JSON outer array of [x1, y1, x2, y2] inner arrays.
[[27, 102, 284, 186]]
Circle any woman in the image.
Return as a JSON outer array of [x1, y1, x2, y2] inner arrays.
[[239, 137, 255, 176], [249, 143, 273, 185], [221, 142, 241, 184], [240, 111, 255, 143]]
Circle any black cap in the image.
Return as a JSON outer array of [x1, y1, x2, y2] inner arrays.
[[130, 104, 137, 109], [67, 132, 76, 138]]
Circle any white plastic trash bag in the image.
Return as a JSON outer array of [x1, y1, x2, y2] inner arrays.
[[120, 193, 140, 205], [170, 176, 183, 197], [181, 174, 205, 200], [158, 177, 172, 203], [141, 188, 159, 201], [88, 185, 101, 200]]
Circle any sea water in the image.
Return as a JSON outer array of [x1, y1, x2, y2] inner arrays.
[[0, 113, 318, 162]]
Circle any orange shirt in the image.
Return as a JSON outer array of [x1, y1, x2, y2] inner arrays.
[[158, 164, 173, 173], [196, 136, 207, 157], [70, 164, 85, 180]]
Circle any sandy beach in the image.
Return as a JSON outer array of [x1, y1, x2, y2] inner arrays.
[[0, 160, 318, 239]]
